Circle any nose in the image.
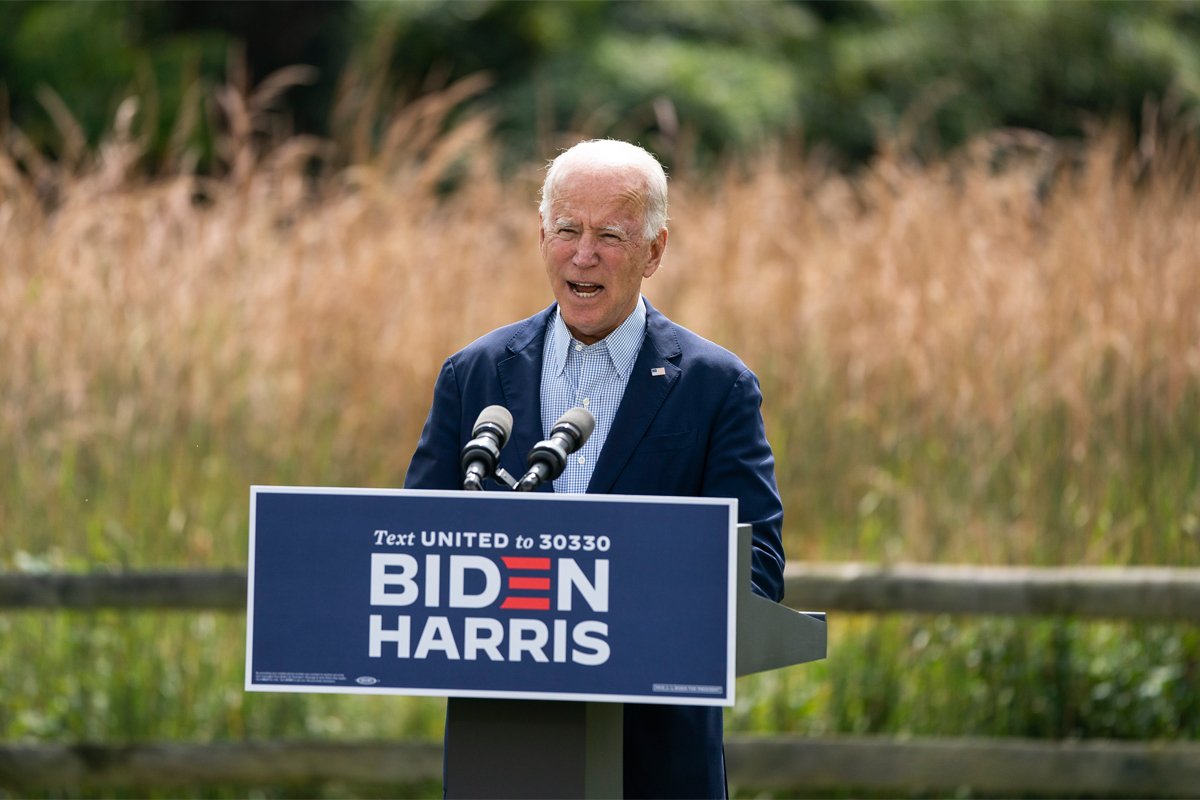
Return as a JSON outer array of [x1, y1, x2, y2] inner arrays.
[[572, 233, 601, 268]]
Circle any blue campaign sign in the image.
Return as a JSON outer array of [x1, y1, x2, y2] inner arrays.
[[245, 487, 738, 706]]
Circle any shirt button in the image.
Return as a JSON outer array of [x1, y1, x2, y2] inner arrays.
[[582, 397, 590, 407], [574, 343, 583, 352], [577, 455, 586, 465]]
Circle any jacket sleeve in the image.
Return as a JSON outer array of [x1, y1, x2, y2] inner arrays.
[[703, 368, 786, 602], [404, 358, 465, 491]]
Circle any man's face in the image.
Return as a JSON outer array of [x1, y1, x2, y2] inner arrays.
[[540, 167, 666, 345]]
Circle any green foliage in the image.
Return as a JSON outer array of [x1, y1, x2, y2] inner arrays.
[[3, 1, 141, 145], [0, 613, 443, 798], [0, 0, 229, 166], [4, 0, 1197, 169], [809, 0, 1200, 162], [732, 616, 1200, 743], [356, 0, 818, 166]]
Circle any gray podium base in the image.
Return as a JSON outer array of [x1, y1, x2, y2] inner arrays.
[[444, 698, 623, 798]]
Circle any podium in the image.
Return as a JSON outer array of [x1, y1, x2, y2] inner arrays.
[[245, 488, 826, 799]]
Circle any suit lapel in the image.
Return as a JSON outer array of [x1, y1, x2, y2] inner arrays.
[[587, 303, 682, 494], [498, 306, 553, 490]]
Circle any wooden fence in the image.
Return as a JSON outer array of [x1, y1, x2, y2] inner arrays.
[[4, 563, 1199, 619], [3, 563, 1200, 797], [3, 735, 1200, 796]]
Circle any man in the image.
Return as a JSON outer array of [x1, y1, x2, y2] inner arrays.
[[405, 139, 785, 798]]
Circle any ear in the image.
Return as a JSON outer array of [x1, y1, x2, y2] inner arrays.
[[538, 214, 545, 248], [642, 229, 668, 278]]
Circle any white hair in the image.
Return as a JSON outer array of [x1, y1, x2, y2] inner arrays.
[[539, 139, 669, 240]]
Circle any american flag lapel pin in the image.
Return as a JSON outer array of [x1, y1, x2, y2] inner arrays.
[[650, 367, 666, 377]]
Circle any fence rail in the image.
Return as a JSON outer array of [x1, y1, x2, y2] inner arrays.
[[3, 564, 1199, 619], [0, 570, 246, 611], [5, 564, 1199, 796], [2, 736, 1199, 796], [782, 562, 1200, 620]]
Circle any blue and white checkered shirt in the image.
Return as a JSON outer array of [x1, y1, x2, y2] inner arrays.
[[540, 297, 648, 493]]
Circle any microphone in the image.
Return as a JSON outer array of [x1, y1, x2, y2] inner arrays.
[[461, 405, 514, 491], [515, 407, 596, 492]]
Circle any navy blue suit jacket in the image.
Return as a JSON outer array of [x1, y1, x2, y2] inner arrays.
[[405, 300, 785, 798]]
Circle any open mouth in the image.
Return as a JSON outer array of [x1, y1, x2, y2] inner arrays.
[[567, 281, 602, 298]]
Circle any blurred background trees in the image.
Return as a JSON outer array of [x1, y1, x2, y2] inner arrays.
[[2, 0, 1198, 172]]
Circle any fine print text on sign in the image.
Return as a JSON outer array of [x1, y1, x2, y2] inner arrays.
[[245, 487, 738, 706]]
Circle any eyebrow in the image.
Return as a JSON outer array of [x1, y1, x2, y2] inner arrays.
[[555, 219, 628, 233], [550, 217, 633, 239]]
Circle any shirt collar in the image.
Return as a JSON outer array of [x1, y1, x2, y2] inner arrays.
[[545, 296, 647, 379]]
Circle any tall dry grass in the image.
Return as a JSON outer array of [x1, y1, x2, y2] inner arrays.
[[1, 80, 1198, 569], [662, 123, 1200, 565]]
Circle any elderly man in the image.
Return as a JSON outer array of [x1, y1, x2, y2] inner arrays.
[[405, 139, 785, 798]]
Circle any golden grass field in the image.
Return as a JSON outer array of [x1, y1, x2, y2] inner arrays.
[[2, 86, 1199, 775], [3, 90, 1197, 568]]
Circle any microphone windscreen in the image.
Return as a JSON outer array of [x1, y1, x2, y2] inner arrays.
[[474, 405, 514, 446], [557, 407, 596, 446]]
